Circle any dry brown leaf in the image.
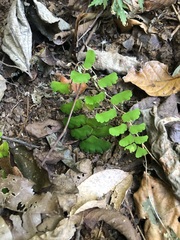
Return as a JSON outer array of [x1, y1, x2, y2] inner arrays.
[[26, 119, 62, 138], [134, 173, 180, 240], [123, 61, 180, 96], [144, 0, 176, 11], [84, 208, 140, 240]]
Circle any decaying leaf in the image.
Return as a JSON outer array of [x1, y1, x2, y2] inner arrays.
[[0, 74, 6, 101], [142, 106, 180, 198], [30, 0, 71, 43], [2, 0, 32, 76], [83, 208, 140, 240], [123, 61, 180, 96], [26, 119, 62, 138], [77, 49, 139, 74], [134, 173, 180, 240], [71, 169, 132, 214], [0, 216, 13, 240]]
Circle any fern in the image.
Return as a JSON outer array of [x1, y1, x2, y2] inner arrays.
[[51, 50, 148, 156], [0, 133, 9, 158]]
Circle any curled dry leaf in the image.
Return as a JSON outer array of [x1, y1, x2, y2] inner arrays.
[[2, 0, 32, 76], [134, 173, 180, 240], [123, 61, 180, 96], [142, 106, 180, 198], [83, 208, 140, 240], [26, 119, 62, 138]]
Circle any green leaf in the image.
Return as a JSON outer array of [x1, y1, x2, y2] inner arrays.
[[92, 125, 111, 137], [138, 0, 144, 10], [122, 109, 141, 122], [125, 143, 137, 153], [60, 100, 83, 114], [111, 0, 127, 26], [89, 0, 108, 8], [70, 70, 91, 83], [71, 125, 93, 140], [119, 134, 134, 147], [129, 123, 146, 134], [80, 135, 111, 153], [0, 141, 9, 158], [83, 50, 96, 70], [0, 132, 3, 138], [85, 92, 105, 105], [50, 81, 70, 94], [95, 108, 117, 123], [135, 146, 148, 158], [109, 124, 127, 136], [98, 73, 118, 88], [110, 90, 132, 105], [86, 118, 105, 128], [134, 135, 148, 144], [63, 115, 87, 128]]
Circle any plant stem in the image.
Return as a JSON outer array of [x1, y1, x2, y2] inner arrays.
[[41, 85, 81, 165]]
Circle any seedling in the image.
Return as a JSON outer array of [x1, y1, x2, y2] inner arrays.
[[51, 50, 148, 157]]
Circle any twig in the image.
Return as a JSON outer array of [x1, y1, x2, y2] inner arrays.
[[41, 85, 82, 165], [1, 136, 40, 148]]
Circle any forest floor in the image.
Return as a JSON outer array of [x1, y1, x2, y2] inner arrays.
[[0, 1, 180, 240]]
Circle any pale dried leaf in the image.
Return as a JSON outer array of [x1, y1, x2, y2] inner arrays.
[[111, 174, 133, 210], [77, 49, 139, 74], [30, 215, 82, 240], [2, 0, 32, 76], [0, 216, 13, 240], [123, 61, 180, 96], [0, 74, 6, 101], [134, 173, 180, 239], [84, 208, 140, 240], [71, 169, 131, 214]]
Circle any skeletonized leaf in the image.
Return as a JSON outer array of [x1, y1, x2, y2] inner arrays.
[[2, 0, 32, 76], [123, 61, 180, 96]]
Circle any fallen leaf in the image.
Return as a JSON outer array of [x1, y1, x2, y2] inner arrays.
[[0, 74, 6, 101], [71, 169, 131, 214], [26, 119, 62, 138], [2, 0, 32, 76], [134, 173, 180, 240], [77, 49, 139, 74], [84, 208, 140, 240], [123, 61, 180, 96], [142, 106, 180, 198]]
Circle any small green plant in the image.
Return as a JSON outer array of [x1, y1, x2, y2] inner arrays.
[[89, 0, 144, 26], [51, 50, 148, 157], [0, 132, 9, 158]]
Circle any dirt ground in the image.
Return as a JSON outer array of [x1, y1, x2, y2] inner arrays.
[[0, 0, 180, 240]]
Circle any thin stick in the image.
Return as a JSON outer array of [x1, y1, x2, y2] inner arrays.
[[1, 136, 40, 148], [41, 85, 81, 165]]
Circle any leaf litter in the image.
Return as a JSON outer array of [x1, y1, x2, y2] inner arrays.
[[0, 0, 180, 239]]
